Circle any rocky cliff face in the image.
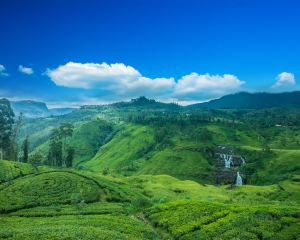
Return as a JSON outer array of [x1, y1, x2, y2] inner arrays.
[[214, 146, 246, 185]]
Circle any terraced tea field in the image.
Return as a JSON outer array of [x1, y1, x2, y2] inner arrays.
[[1, 160, 300, 239]]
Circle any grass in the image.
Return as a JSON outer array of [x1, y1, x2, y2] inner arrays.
[[83, 124, 156, 173], [128, 174, 300, 205]]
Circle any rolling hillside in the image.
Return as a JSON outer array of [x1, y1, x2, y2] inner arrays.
[[3, 96, 300, 239], [1, 160, 300, 239], [16, 97, 300, 186]]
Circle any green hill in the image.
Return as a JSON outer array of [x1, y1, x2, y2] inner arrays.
[[82, 124, 215, 182]]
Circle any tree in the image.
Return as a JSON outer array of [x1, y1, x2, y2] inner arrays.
[[47, 123, 74, 167], [22, 136, 29, 163], [29, 150, 43, 166], [9, 113, 23, 161], [194, 128, 213, 143], [59, 123, 74, 165], [0, 98, 14, 160], [65, 146, 74, 167], [48, 128, 63, 166]]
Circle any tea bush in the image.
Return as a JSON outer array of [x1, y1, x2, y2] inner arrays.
[[147, 200, 300, 240]]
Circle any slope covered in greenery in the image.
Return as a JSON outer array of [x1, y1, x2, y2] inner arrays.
[[83, 124, 215, 182], [29, 119, 116, 166], [1, 159, 299, 239], [147, 200, 300, 239], [0, 160, 36, 183], [4, 97, 300, 239]]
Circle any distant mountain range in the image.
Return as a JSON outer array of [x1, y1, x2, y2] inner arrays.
[[11, 100, 74, 118], [188, 91, 300, 109], [9, 91, 300, 118]]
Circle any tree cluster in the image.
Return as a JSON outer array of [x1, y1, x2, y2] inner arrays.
[[0, 98, 15, 160], [47, 123, 74, 167]]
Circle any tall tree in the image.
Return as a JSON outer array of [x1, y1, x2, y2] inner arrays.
[[22, 136, 29, 163], [65, 147, 75, 167], [0, 98, 14, 160], [47, 123, 74, 167], [48, 128, 63, 166], [59, 123, 74, 166], [10, 113, 23, 161]]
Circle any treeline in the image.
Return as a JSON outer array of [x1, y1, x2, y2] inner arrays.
[[238, 108, 300, 128], [125, 111, 219, 127], [46, 123, 74, 167], [125, 108, 300, 129], [29, 123, 75, 167], [0, 98, 75, 167]]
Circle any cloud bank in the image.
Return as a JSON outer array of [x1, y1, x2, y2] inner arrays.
[[19, 65, 34, 75], [175, 73, 244, 99], [47, 61, 245, 102], [47, 62, 175, 98], [273, 72, 296, 88]]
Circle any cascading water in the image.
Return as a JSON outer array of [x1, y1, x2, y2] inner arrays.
[[222, 154, 233, 168], [215, 146, 246, 185], [236, 171, 243, 185]]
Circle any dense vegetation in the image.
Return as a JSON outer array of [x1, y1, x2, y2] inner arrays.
[[1, 95, 300, 239]]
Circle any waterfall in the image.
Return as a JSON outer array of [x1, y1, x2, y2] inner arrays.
[[241, 157, 245, 164], [223, 154, 233, 168], [236, 172, 243, 186]]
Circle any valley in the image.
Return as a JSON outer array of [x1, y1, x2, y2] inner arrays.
[[1, 96, 300, 239]]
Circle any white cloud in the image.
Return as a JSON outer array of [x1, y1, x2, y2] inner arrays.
[[47, 62, 175, 98], [47, 61, 244, 101], [174, 73, 244, 99], [0, 64, 9, 77], [19, 65, 34, 75], [272, 72, 296, 88]]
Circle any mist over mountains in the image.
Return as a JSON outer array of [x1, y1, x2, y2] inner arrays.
[[9, 91, 300, 118], [10, 100, 74, 118]]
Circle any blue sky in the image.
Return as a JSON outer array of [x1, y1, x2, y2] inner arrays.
[[0, 0, 300, 107]]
